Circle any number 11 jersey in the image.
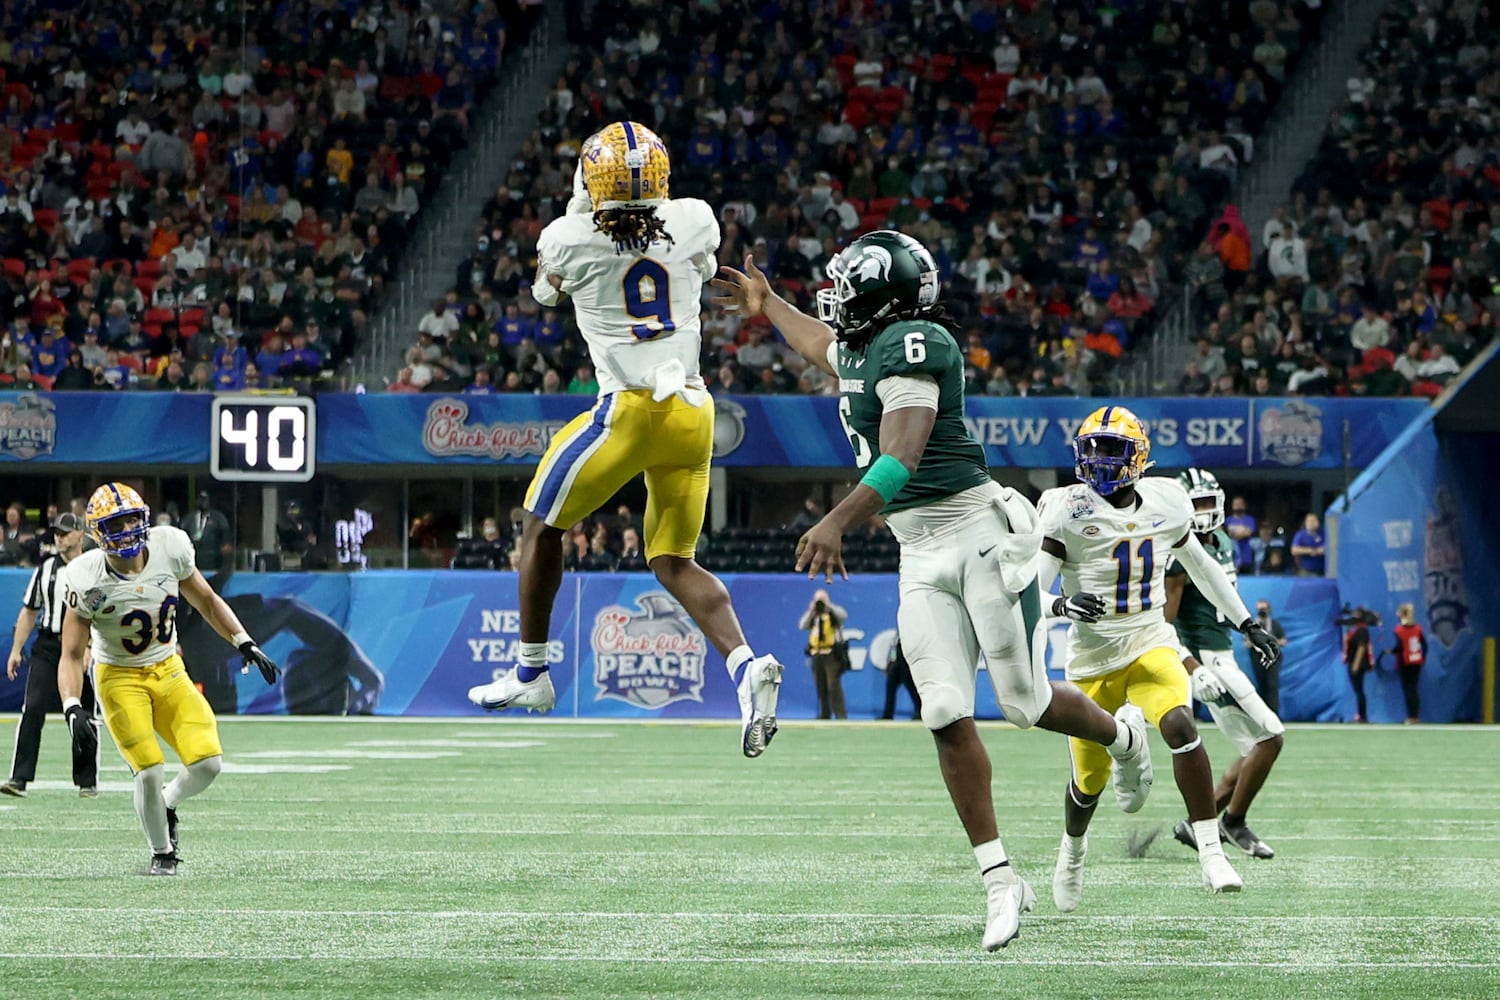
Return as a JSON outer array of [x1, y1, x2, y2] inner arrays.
[[1038, 478, 1193, 679], [536, 198, 719, 397], [60, 525, 197, 668]]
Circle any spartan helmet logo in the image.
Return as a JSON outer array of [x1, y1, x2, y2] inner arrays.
[[847, 245, 893, 284]]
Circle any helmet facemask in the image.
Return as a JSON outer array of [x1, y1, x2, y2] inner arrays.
[[1188, 492, 1226, 532], [95, 508, 149, 558], [1073, 433, 1144, 496]]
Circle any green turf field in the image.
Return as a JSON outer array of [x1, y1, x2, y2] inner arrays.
[[0, 718, 1496, 999]]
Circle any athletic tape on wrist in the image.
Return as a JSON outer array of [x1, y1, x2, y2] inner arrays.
[[859, 454, 910, 504]]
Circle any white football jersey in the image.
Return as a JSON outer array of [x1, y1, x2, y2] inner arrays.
[[1038, 477, 1194, 679], [60, 525, 197, 667], [536, 197, 719, 396]]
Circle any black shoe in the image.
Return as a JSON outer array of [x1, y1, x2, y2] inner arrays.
[[1220, 819, 1275, 859], [148, 852, 179, 876], [0, 780, 26, 798], [166, 807, 179, 853], [78, 786, 98, 798], [1172, 819, 1199, 853]]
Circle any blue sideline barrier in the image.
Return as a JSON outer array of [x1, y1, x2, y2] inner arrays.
[[0, 570, 1348, 722]]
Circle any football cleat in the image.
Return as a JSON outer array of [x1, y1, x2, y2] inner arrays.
[[1051, 834, 1088, 913], [0, 780, 27, 798], [1111, 703, 1153, 813], [580, 121, 671, 208], [736, 655, 783, 758], [1221, 818, 1275, 859], [166, 806, 179, 852], [1172, 818, 1199, 853], [1200, 850, 1243, 893], [468, 669, 557, 713], [148, 852, 179, 877], [982, 875, 1036, 951]]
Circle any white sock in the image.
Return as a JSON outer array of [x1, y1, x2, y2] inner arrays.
[[518, 642, 549, 669], [725, 644, 753, 679], [974, 838, 1012, 881], [1061, 831, 1087, 857], [1193, 818, 1224, 856], [134, 765, 171, 855], [164, 756, 222, 810], [1107, 718, 1134, 756]]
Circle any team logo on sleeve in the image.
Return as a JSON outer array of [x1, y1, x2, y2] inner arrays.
[[0, 394, 58, 460], [1257, 401, 1323, 466], [79, 587, 115, 615], [592, 592, 707, 709], [1067, 491, 1095, 520]]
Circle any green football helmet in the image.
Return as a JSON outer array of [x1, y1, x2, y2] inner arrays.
[[1178, 467, 1225, 533], [817, 230, 941, 343]]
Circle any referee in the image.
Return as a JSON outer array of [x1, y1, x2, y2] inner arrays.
[[2, 513, 98, 797]]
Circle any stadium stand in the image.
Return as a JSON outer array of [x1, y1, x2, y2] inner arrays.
[[0, 0, 532, 392], [1172, 0, 1499, 399], [401, 0, 1329, 398]]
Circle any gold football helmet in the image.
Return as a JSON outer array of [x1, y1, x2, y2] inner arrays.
[[580, 121, 671, 208], [85, 482, 151, 557], [1073, 406, 1153, 496]]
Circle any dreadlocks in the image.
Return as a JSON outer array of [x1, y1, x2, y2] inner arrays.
[[594, 207, 674, 253]]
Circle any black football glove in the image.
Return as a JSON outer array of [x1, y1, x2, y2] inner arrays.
[[1240, 619, 1282, 670], [65, 703, 98, 759], [239, 641, 281, 686], [1053, 592, 1108, 624]]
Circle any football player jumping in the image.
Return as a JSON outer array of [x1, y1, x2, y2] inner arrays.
[[57, 484, 280, 875], [1165, 468, 1285, 860], [1036, 409, 1283, 908], [713, 232, 1155, 952], [466, 122, 784, 759]]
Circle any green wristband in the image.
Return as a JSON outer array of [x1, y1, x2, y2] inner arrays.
[[860, 454, 911, 503]]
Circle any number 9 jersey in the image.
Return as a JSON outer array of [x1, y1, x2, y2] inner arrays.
[[60, 525, 197, 668], [533, 198, 719, 397], [1038, 478, 1193, 679]]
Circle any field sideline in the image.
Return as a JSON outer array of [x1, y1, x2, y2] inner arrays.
[[0, 717, 1495, 999]]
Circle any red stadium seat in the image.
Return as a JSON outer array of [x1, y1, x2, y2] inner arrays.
[[179, 307, 206, 328], [1, 258, 25, 279], [136, 260, 163, 280], [32, 209, 59, 233], [843, 101, 869, 130], [132, 276, 157, 295], [868, 197, 899, 217], [930, 54, 957, 80], [144, 308, 176, 327]]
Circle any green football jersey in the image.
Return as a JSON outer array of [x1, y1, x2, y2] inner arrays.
[[1167, 529, 1237, 654], [834, 319, 991, 513]]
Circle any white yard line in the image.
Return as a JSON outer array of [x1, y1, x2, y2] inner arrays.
[[2, 906, 1496, 922], [0, 952, 1490, 969]]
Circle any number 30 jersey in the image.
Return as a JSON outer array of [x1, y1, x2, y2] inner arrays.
[[536, 198, 719, 397], [60, 526, 197, 667], [1038, 477, 1194, 679]]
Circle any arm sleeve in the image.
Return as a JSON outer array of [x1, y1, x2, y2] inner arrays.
[[874, 374, 939, 411], [1174, 533, 1252, 628], [1037, 549, 1063, 595]]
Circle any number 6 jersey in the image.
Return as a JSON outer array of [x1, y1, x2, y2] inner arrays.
[[1038, 478, 1193, 679], [534, 198, 719, 398], [60, 525, 197, 667]]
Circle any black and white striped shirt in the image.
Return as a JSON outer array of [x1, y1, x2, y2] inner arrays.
[[21, 552, 68, 636]]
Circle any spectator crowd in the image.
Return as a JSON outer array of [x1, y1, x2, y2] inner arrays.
[[1, 0, 534, 393], [394, 0, 1330, 398], [1177, 0, 1499, 399]]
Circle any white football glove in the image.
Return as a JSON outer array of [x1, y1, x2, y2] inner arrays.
[[1190, 664, 1227, 703]]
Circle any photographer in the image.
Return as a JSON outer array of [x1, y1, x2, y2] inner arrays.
[[1251, 601, 1288, 713], [1342, 606, 1378, 723], [799, 590, 848, 720]]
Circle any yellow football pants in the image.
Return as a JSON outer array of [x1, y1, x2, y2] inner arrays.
[[1068, 646, 1190, 797], [96, 654, 223, 773]]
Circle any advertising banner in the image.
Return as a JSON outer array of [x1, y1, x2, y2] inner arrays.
[[0, 569, 1350, 722], [0, 391, 1425, 471]]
